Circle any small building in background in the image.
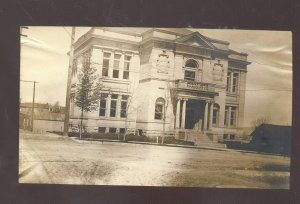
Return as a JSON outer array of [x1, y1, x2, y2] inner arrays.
[[19, 102, 65, 133], [249, 124, 291, 156]]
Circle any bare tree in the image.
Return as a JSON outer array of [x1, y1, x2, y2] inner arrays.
[[251, 116, 271, 129], [122, 81, 141, 141]]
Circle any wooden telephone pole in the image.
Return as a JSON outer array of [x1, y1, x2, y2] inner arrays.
[[63, 27, 76, 136]]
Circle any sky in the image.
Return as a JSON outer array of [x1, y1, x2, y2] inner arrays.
[[20, 27, 292, 127]]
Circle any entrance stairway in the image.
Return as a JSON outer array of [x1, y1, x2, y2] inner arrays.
[[185, 131, 226, 149]]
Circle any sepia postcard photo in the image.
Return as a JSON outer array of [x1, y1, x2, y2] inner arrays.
[[19, 27, 292, 189]]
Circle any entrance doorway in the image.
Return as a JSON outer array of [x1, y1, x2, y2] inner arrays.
[[185, 109, 195, 129], [185, 99, 204, 130]]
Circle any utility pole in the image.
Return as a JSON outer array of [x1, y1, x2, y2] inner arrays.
[[31, 81, 36, 132], [63, 27, 76, 136], [21, 80, 38, 132], [20, 26, 28, 37]]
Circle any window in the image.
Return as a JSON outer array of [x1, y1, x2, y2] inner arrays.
[[98, 127, 106, 133], [120, 95, 128, 118], [224, 106, 237, 128], [232, 73, 239, 93], [102, 52, 111, 77], [154, 98, 165, 120], [212, 104, 219, 127], [184, 59, 198, 81], [223, 134, 235, 140], [99, 93, 108, 116], [227, 71, 239, 93], [119, 128, 126, 134], [230, 107, 237, 127], [109, 128, 117, 133], [123, 55, 131, 79], [226, 72, 231, 92], [184, 71, 196, 81], [113, 54, 121, 78], [110, 94, 118, 117], [185, 59, 198, 68]]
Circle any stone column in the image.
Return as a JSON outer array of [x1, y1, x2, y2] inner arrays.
[[119, 53, 124, 79], [227, 106, 232, 128], [181, 99, 187, 129], [230, 71, 234, 92], [116, 94, 122, 118], [203, 101, 208, 131], [98, 49, 103, 77], [208, 102, 214, 130], [175, 98, 181, 128], [106, 94, 111, 117], [108, 53, 113, 78]]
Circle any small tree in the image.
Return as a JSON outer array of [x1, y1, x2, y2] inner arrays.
[[161, 80, 174, 144], [74, 51, 102, 139], [52, 101, 60, 113]]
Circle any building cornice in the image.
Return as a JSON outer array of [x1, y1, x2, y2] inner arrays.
[[92, 45, 139, 55], [139, 37, 232, 58], [141, 28, 189, 38], [74, 34, 140, 52], [228, 66, 248, 72], [229, 58, 251, 65], [206, 37, 230, 45], [96, 27, 143, 37]]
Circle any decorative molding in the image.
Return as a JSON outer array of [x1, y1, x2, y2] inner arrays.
[[156, 50, 170, 73], [212, 62, 225, 81]]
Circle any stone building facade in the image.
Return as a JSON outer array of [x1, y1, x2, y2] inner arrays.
[[69, 28, 250, 145]]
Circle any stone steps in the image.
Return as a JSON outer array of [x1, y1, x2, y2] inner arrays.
[[186, 132, 226, 149]]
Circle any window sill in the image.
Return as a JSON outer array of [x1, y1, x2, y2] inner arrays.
[[223, 127, 237, 130], [154, 119, 164, 122], [99, 116, 126, 120], [100, 77, 130, 84], [226, 92, 239, 96]]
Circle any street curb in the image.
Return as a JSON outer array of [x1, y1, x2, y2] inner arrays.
[[69, 137, 229, 152]]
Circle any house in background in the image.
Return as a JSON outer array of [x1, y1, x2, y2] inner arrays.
[[69, 28, 251, 147]]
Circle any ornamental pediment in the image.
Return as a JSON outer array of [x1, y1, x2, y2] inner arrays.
[[175, 32, 216, 50]]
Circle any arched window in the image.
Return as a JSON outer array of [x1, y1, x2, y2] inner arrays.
[[184, 59, 198, 81], [185, 59, 198, 68], [212, 104, 220, 127], [154, 97, 165, 120]]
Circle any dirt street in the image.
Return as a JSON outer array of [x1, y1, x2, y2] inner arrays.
[[19, 132, 290, 188]]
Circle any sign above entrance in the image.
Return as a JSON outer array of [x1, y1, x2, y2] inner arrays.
[[175, 79, 216, 93]]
